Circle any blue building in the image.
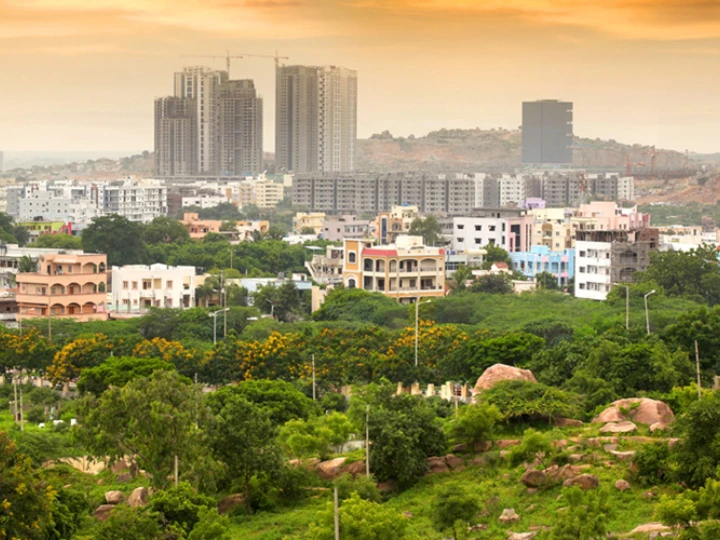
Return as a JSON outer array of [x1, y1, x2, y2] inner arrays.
[[509, 246, 575, 286]]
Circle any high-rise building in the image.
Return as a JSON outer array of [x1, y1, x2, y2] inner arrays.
[[173, 66, 228, 174], [154, 97, 197, 177], [522, 100, 573, 164], [276, 65, 357, 174], [216, 80, 263, 176]]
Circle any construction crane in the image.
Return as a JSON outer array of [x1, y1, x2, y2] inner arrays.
[[181, 51, 244, 76], [181, 50, 289, 76], [236, 50, 289, 68]]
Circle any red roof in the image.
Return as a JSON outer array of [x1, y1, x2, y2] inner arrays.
[[362, 249, 398, 257], [493, 262, 509, 269]]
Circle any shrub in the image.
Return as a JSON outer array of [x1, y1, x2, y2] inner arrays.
[[508, 428, 555, 469], [476, 380, 583, 422], [447, 402, 502, 448], [147, 482, 216, 534], [633, 442, 672, 486], [26, 405, 47, 423], [549, 487, 612, 539], [334, 473, 381, 503], [430, 484, 480, 540]]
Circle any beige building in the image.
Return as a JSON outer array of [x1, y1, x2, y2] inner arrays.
[[529, 207, 573, 252], [254, 178, 284, 209], [17, 253, 108, 322], [276, 65, 357, 173], [154, 97, 196, 177], [294, 212, 326, 234], [342, 236, 445, 304], [371, 205, 419, 245]]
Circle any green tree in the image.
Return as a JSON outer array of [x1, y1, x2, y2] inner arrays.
[[300, 226, 317, 235], [143, 216, 191, 245], [449, 265, 474, 293], [92, 504, 163, 540], [430, 484, 480, 540], [641, 245, 720, 305], [147, 482, 217, 533], [535, 271, 560, 290], [17, 254, 36, 273], [187, 508, 231, 540], [0, 431, 55, 540], [77, 370, 207, 489], [32, 233, 83, 249], [253, 281, 303, 322], [82, 214, 147, 266], [279, 412, 354, 460], [447, 402, 502, 448], [672, 391, 720, 488], [229, 380, 318, 425], [77, 356, 175, 396], [307, 493, 408, 540], [481, 244, 511, 268], [408, 215, 443, 246], [206, 391, 283, 514], [464, 331, 545, 377], [470, 273, 513, 294]]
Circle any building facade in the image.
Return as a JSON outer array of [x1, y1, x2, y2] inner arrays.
[[154, 97, 197, 177], [446, 209, 533, 253], [111, 264, 196, 314], [342, 236, 446, 304], [321, 215, 370, 242], [276, 65, 357, 173], [510, 246, 575, 286], [16, 253, 108, 322], [522, 100, 573, 164], [215, 80, 263, 176]]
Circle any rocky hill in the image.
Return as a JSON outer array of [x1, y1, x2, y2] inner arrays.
[[357, 128, 693, 173]]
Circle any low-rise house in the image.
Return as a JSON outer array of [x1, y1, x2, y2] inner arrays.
[[16, 253, 108, 321], [111, 264, 196, 314]]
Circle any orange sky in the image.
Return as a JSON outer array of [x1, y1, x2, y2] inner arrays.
[[1, 0, 719, 153]]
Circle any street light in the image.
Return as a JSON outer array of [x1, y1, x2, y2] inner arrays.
[[266, 299, 275, 319], [209, 308, 229, 344], [415, 298, 432, 367], [644, 290, 656, 336]]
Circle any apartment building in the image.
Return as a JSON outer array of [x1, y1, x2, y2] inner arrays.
[[16, 253, 108, 322], [181, 195, 229, 209], [342, 236, 446, 304], [154, 97, 197, 177], [293, 212, 326, 234], [446, 209, 532, 253], [100, 179, 168, 223], [293, 173, 476, 214], [111, 264, 196, 313], [573, 203, 657, 300], [276, 65, 357, 173], [522, 100, 573, 164], [0, 244, 84, 289], [180, 213, 223, 240], [215, 80, 263, 176], [510, 246, 575, 287], [253, 178, 285, 209], [371, 205, 419, 245], [529, 207, 573, 252], [306, 245, 345, 285], [321, 215, 370, 242]]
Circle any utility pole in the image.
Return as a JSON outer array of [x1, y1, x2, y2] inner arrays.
[[622, 285, 630, 331], [365, 404, 370, 478], [334, 486, 340, 540], [12, 373, 18, 426], [221, 271, 227, 339], [312, 354, 316, 401], [644, 290, 656, 336], [19, 387, 24, 431], [174, 455, 179, 487], [695, 340, 702, 400]]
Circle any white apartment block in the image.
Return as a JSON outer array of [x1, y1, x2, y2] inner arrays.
[[181, 195, 229, 209], [452, 216, 511, 252], [101, 178, 168, 223], [574, 241, 612, 300], [111, 264, 196, 313]]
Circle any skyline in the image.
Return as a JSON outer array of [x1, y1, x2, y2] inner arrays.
[[2, 1, 720, 153]]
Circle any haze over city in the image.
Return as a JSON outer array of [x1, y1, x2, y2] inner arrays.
[[2, 0, 720, 153]]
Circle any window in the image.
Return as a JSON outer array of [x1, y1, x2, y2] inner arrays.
[[348, 252, 356, 264], [475, 225, 482, 231], [457, 238, 464, 243], [579, 283, 586, 289], [122, 281, 129, 290], [489, 226, 496, 232], [167, 280, 173, 289], [457, 224, 464, 230], [579, 251, 586, 257], [132, 281, 138, 289], [475, 238, 482, 244], [122, 299, 129, 305], [579, 267, 586, 273]]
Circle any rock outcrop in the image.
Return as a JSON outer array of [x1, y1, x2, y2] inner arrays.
[[128, 487, 149, 508], [104, 491, 124, 505], [599, 421, 638, 434], [499, 508, 521, 523], [593, 399, 675, 429], [474, 364, 537, 393], [562, 474, 599, 490], [315, 458, 348, 480]]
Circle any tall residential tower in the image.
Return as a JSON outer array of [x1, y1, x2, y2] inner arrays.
[[216, 80, 263, 176], [276, 65, 357, 174], [522, 100, 573, 165], [154, 97, 196, 177]]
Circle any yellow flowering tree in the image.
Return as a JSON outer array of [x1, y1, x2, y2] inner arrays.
[[47, 334, 114, 383]]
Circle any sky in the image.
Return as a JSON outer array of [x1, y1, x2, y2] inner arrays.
[[1, 0, 720, 153]]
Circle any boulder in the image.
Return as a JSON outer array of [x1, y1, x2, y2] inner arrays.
[[562, 474, 599, 490], [116, 472, 133, 483], [94, 504, 116, 521], [599, 421, 638, 434], [110, 459, 130, 474], [218, 494, 244, 515], [609, 450, 636, 461], [452, 443, 470, 454], [508, 534, 536, 540], [104, 491, 124, 505], [127, 487, 149, 508], [495, 439, 521, 449], [551, 418, 583, 428], [474, 364, 537, 393], [445, 454, 465, 470], [521, 469, 546, 488], [289, 458, 320, 470], [426, 456, 450, 474], [342, 460, 366, 477], [471, 455, 487, 467], [592, 398, 675, 429], [628, 523, 670, 535], [469, 524, 488, 531], [316, 457, 347, 480], [545, 464, 582, 483], [615, 479, 631, 492], [499, 508, 520, 523]]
